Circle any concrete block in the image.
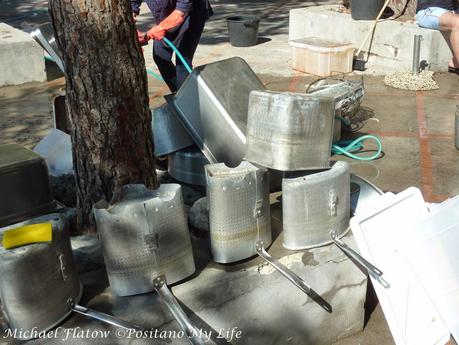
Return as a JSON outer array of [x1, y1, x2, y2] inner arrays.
[[0, 23, 46, 86], [289, 6, 452, 72], [173, 233, 367, 345]]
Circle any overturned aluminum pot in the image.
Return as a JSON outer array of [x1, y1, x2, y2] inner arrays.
[[245, 90, 335, 171], [282, 161, 350, 250], [168, 146, 209, 186], [0, 214, 82, 339], [93, 184, 195, 296], [206, 161, 271, 263], [152, 103, 193, 157], [166, 57, 266, 166]]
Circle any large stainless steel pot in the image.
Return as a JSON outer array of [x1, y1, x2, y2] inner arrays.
[[168, 146, 209, 186], [282, 161, 350, 250], [0, 214, 82, 339], [205, 162, 332, 313], [245, 91, 335, 171], [93, 184, 195, 297], [307, 80, 364, 118], [206, 161, 271, 263], [94, 184, 204, 345], [0, 214, 146, 340], [152, 103, 193, 156], [166, 57, 266, 167]]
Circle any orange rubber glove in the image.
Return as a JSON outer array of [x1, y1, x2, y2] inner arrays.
[[147, 10, 185, 41]]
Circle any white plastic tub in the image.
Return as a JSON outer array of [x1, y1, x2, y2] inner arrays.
[[290, 37, 355, 77]]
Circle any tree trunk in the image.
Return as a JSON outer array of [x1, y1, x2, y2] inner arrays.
[[389, 0, 418, 18], [49, 0, 157, 233]]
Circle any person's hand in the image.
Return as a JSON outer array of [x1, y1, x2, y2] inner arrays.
[[147, 25, 166, 41], [136, 29, 150, 46]]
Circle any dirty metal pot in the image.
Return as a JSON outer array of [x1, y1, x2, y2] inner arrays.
[[166, 57, 266, 166], [168, 146, 210, 186], [152, 103, 193, 157], [0, 215, 148, 339], [205, 162, 332, 313], [0, 214, 82, 339], [94, 184, 203, 345], [245, 90, 335, 171], [93, 184, 195, 296], [206, 161, 271, 263], [282, 161, 351, 250]]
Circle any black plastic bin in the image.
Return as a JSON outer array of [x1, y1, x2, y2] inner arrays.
[[350, 0, 385, 20], [0, 144, 55, 228], [227, 16, 260, 47]]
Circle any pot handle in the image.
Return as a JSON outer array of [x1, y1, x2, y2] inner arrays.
[[329, 229, 383, 277], [68, 299, 144, 331], [154, 276, 205, 345], [255, 240, 332, 313]]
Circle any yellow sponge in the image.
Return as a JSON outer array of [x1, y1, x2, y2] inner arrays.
[[2, 223, 52, 249]]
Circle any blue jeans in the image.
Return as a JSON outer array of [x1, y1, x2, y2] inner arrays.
[[416, 7, 452, 30], [153, 12, 205, 92]]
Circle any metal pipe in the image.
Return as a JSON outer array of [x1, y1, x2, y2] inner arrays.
[[412, 35, 422, 75]]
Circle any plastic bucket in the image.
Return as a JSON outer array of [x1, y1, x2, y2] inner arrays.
[[350, 0, 385, 20], [227, 16, 260, 47]]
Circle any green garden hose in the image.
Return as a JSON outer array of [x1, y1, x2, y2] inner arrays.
[[162, 37, 193, 74], [332, 135, 382, 161]]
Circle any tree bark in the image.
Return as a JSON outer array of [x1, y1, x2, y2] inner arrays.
[[49, 0, 157, 233], [389, 0, 417, 18]]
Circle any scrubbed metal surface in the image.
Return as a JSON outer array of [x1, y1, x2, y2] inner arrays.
[[168, 146, 209, 186], [206, 161, 271, 263], [282, 161, 350, 250], [0, 214, 82, 339], [245, 90, 335, 171], [152, 103, 193, 156], [167, 57, 265, 166], [93, 184, 195, 296]]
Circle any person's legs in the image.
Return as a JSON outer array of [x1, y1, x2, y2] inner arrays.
[[439, 12, 459, 68], [174, 15, 206, 89], [153, 40, 177, 92]]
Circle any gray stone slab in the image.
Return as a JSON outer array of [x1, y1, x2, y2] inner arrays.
[[289, 6, 452, 72], [0, 23, 46, 86]]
